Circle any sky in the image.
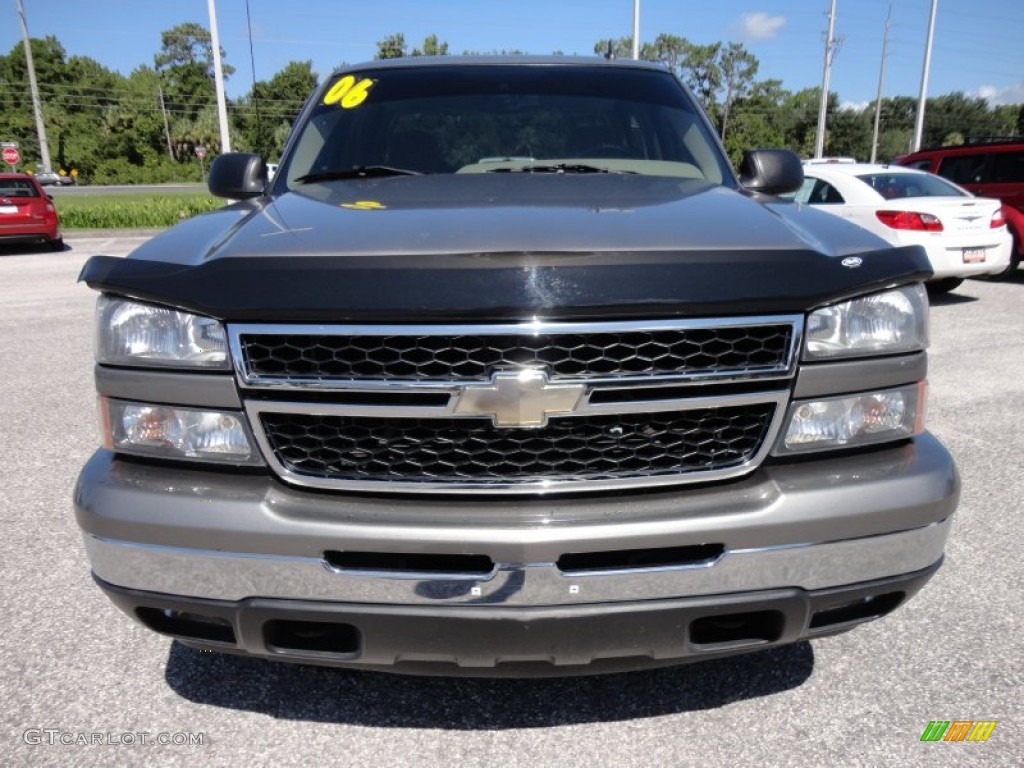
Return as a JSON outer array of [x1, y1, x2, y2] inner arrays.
[[2, 0, 1022, 108]]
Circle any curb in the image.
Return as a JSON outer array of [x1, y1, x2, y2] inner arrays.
[[64, 228, 166, 240]]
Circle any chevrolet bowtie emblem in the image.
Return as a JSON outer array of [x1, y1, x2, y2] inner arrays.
[[452, 370, 585, 428]]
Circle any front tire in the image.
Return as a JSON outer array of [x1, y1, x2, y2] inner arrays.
[[926, 277, 964, 295]]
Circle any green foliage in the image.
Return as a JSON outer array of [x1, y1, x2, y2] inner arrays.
[[375, 33, 408, 60], [412, 35, 450, 57], [155, 21, 234, 152], [376, 33, 451, 60], [719, 43, 758, 141], [56, 193, 222, 228], [233, 61, 318, 160]]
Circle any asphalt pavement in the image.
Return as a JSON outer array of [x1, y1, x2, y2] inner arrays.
[[0, 235, 1021, 767]]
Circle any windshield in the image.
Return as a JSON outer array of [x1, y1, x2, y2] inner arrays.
[[856, 172, 969, 200], [283, 64, 732, 186]]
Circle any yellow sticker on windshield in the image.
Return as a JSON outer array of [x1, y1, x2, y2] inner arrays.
[[323, 76, 376, 109], [340, 200, 387, 210]]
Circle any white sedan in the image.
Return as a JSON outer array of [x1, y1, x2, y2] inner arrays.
[[793, 163, 1012, 293]]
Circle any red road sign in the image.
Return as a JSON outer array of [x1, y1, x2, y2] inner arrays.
[[2, 147, 20, 165], [195, 147, 207, 159]]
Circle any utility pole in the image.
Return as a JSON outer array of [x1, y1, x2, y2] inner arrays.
[[913, 0, 938, 152], [207, 0, 231, 153], [814, 0, 839, 159], [631, 0, 640, 59], [870, 6, 892, 164], [157, 85, 174, 160], [15, 0, 52, 173]]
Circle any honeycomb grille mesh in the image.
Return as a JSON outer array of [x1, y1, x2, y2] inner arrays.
[[260, 405, 776, 486], [240, 325, 793, 382]]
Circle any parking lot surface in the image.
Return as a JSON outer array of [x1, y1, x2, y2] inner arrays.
[[1, 236, 1021, 766]]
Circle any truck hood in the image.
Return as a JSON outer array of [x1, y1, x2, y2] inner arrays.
[[81, 174, 931, 322]]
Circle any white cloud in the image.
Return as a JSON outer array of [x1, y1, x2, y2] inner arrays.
[[735, 12, 786, 41], [973, 84, 1024, 106], [840, 100, 870, 113]]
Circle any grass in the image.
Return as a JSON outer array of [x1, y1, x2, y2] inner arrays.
[[54, 193, 225, 229]]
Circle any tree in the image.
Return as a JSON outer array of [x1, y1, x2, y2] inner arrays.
[[0, 36, 70, 166], [829, 105, 872, 159], [641, 34, 689, 73], [155, 23, 232, 135], [680, 42, 722, 116], [412, 35, 449, 57], [375, 33, 407, 59], [718, 43, 758, 142], [924, 92, 1009, 145], [724, 79, 787, 165], [377, 33, 450, 59], [780, 88, 824, 157], [235, 60, 318, 159]]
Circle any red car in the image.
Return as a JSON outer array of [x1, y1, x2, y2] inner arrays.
[[0, 172, 63, 251], [897, 139, 1023, 277]]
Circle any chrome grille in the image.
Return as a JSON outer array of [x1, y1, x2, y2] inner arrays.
[[259, 405, 777, 487], [233, 317, 800, 494], [236, 320, 795, 384]]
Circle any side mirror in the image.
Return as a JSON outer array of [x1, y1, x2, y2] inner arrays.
[[738, 149, 804, 196], [208, 153, 266, 199]]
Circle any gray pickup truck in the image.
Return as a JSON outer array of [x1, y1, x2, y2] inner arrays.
[[75, 57, 958, 676]]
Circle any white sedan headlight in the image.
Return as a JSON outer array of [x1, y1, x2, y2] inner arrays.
[[96, 296, 229, 368], [804, 284, 928, 359]]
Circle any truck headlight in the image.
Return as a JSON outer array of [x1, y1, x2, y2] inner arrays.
[[804, 284, 928, 359], [101, 398, 262, 465], [96, 296, 229, 369], [773, 383, 925, 455]]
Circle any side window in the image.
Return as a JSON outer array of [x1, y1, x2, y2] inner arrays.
[[791, 177, 816, 204], [807, 179, 845, 205], [905, 159, 932, 171], [936, 154, 989, 185], [992, 151, 1024, 183]]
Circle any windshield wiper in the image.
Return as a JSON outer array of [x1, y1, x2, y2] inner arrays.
[[487, 163, 634, 175], [295, 166, 422, 183]]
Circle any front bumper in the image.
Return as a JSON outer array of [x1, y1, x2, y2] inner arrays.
[[74, 433, 958, 674], [97, 562, 940, 676]]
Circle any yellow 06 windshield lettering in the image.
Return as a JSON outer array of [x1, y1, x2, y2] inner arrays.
[[323, 75, 376, 109]]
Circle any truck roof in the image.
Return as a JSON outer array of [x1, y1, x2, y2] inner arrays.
[[332, 55, 671, 76]]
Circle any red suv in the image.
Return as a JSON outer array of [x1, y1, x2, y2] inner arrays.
[[898, 139, 1023, 277], [0, 172, 63, 251]]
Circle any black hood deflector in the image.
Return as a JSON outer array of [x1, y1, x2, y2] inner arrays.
[[80, 246, 930, 323]]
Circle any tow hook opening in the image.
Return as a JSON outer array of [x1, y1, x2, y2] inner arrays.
[[689, 610, 785, 648], [135, 607, 236, 644], [264, 620, 362, 656], [810, 591, 905, 630]]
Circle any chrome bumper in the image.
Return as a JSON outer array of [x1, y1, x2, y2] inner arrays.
[[84, 519, 951, 606], [75, 433, 959, 608]]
